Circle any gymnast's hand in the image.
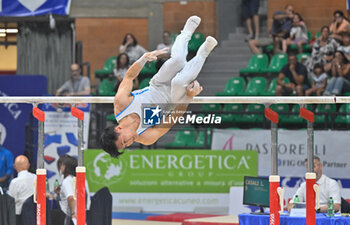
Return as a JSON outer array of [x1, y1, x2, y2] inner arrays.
[[143, 48, 170, 62], [186, 80, 203, 98]]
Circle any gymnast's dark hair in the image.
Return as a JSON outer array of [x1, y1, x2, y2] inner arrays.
[[100, 125, 123, 158], [57, 155, 77, 178]]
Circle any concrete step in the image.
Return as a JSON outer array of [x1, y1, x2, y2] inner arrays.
[[206, 55, 252, 63], [215, 47, 251, 55]]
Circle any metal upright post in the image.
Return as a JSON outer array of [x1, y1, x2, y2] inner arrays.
[[265, 107, 283, 225], [71, 106, 85, 225], [32, 106, 46, 225], [300, 106, 319, 225]]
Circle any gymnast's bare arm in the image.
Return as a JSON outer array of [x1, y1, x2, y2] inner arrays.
[[136, 80, 203, 145], [114, 48, 169, 116]]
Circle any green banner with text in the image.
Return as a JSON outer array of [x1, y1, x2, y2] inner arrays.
[[84, 149, 257, 193]]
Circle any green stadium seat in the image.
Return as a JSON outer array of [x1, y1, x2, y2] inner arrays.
[[216, 77, 246, 96], [171, 32, 205, 52], [244, 77, 267, 96], [289, 31, 312, 51], [189, 129, 212, 148], [200, 104, 221, 112], [140, 61, 157, 76], [165, 129, 196, 148], [283, 104, 306, 125], [270, 104, 289, 123], [264, 44, 274, 53], [334, 104, 350, 124], [302, 31, 313, 52], [106, 113, 116, 122], [95, 56, 117, 79], [236, 104, 264, 124], [314, 104, 336, 124], [239, 54, 269, 74], [262, 53, 288, 73], [315, 31, 321, 39], [139, 78, 151, 89], [297, 53, 310, 62], [98, 78, 116, 96], [264, 77, 290, 96], [220, 104, 244, 123], [188, 32, 205, 52]]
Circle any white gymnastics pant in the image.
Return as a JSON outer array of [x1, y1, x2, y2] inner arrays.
[[150, 31, 208, 103]]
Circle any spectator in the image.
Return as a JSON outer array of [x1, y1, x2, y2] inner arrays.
[[330, 10, 350, 42], [8, 155, 36, 223], [56, 63, 91, 96], [270, 5, 294, 53], [282, 13, 309, 54], [337, 32, 350, 61], [287, 157, 341, 213], [304, 26, 339, 74], [113, 53, 138, 91], [0, 129, 13, 191], [156, 31, 172, 70], [242, 0, 260, 41], [276, 53, 309, 96], [248, 37, 273, 54], [119, 33, 147, 64], [323, 50, 350, 96], [52, 155, 90, 225], [305, 63, 327, 96]]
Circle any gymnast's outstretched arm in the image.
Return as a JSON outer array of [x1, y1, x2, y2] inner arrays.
[[114, 48, 169, 115]]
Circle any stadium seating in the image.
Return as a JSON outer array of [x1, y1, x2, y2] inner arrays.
[[288, 31, 312, 52], [220, 104, 244, 123], [236, 104, 264, 124], [140, 61, 157, 76], [297, 53, 310, 62], [282, 104, 311, 125], [239, 54, 269, 74], [95, 56, 117, 79], [188, 129, 212, 148], [216, 77, 246, 96], [243, 77, 267, 96], [314, 104, 336, 124], [334, 104, 350, 124], [98, 78, 116, 96], [165, 128, 196, 148], [270, 104, 289, 123], [264, 77, 290, 96], [188, 32, 205, 52], [170, 32, 205, 52], [262, 53, 288, 73], [139, 78, 151, 89]]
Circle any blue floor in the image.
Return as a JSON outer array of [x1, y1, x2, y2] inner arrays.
[[112, 212, 164, 220]]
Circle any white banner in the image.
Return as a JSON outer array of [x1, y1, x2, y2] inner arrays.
[[41, 103, 90, 190], [112, 193, 229, 212], [212, 129, 350, 179]]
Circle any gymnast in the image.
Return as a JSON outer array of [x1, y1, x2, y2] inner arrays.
[[100, 16, 217, 158]]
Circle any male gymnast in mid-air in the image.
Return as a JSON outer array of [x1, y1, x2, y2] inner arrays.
[[100, 16, 217, 157]]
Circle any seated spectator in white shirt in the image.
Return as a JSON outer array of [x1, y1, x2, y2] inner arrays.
[[287, 156, 341, 213], [56, 63, 91, 96], [119, 33, 148, 64], [53, 155, 90, 225], [8, 155, 36, 218]]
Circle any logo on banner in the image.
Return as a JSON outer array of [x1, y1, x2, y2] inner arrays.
[[143, 106, 162, 125], [88, 152, 126, 185], [18, 0, 46, 12]]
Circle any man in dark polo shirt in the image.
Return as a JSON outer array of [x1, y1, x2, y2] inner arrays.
[[276, 53, 309, 96]]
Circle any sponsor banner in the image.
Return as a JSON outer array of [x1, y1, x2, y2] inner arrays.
[[212, 129, 350, 179], [0, 75, 47, 157], [113, 193, 229, 212], [0, 0, 71, 16], [41, 103, 90, 189], [85, 149, 257, 193], [85, 149, 257, 211]]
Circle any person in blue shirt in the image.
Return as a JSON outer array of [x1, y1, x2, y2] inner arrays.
[[0, 130, 14, 190]]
